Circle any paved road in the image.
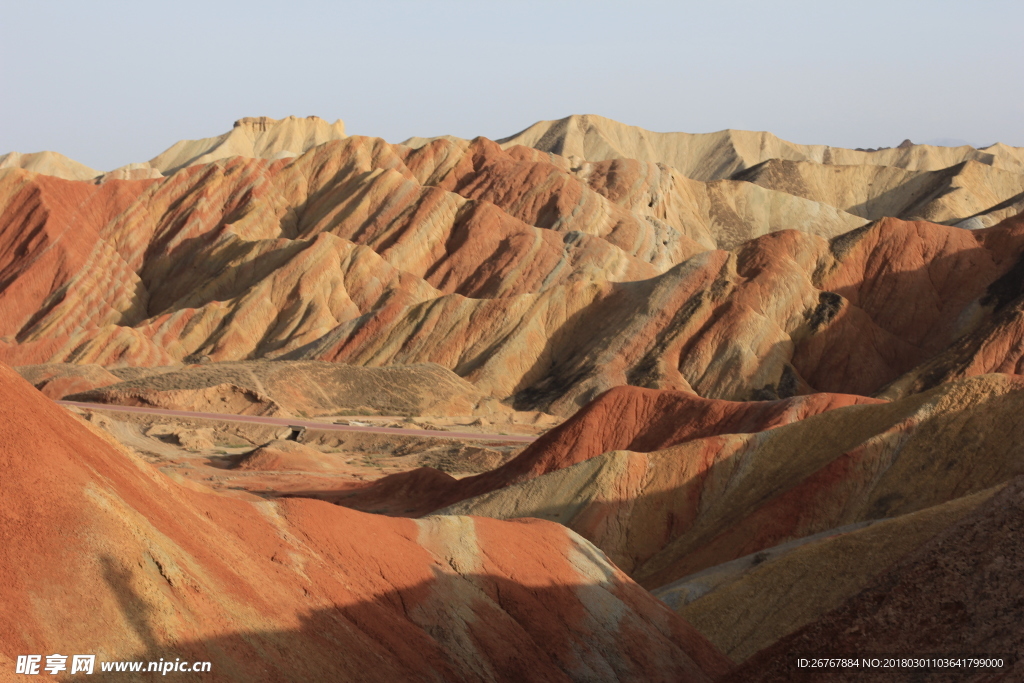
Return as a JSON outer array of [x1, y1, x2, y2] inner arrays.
[[56, 400, 538, 443]]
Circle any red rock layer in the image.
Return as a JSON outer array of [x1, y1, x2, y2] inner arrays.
[[3, 138, 1024, 413], [438, 375, 1024, 599], [298, 214, 1024, 413], [0, 361, 730, 682], [429, 138, 708, 268], [0, 172, 154, 339], [793, 215, 1024, 395], [491, 386, 884, 479], [332, 385, 878, 516]]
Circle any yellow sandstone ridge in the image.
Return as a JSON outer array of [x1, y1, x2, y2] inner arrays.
[[0, 150, 101, 181], [499, 114, 1024, 179], [147, 115, 347, 174]]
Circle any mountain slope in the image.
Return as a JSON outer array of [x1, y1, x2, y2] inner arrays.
[[0, 133, 873, 410], [435, 374, 1024, 664], [294, 214, 1024, 412], [329, 385, 880, 517], [725, 475, 1024, 681], [0, 360, 731, 682], [438, 374, 1023, 581], [3, 117, 1024, 414], [0, 150, 101, 181], [499, 114, 1024, 180], [734, 158, 1024, 223]]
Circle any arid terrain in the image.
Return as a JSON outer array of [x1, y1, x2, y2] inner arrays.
[[3, 114, 1023, 681]]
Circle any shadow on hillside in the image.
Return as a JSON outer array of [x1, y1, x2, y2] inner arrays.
[[141, 154, 407, 320], [143, 233, 309, 318], [787, 217, 1024, 397], [506, 263, 723, 414], [689, 386, 1012, 577], [297, 379, 1024, 587], [957, 188, 1024, 223], [842, 163, 963, 221], [500, 213, 1024, 415], [63, 554, 717, 683], [651, 384, 1011, 572]]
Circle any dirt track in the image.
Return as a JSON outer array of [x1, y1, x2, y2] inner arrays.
[[56, 400, 537, 443]]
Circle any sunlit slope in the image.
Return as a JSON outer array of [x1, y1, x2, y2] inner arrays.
[[0, 150, 101, 181], [498, 114, 1024, 179], [148, 115, 348, 174], [0, 360, 731, 682]]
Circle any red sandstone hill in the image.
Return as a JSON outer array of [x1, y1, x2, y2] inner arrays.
[[330, 385, 881, 516], [294, 213, 1024, 414], [9, 121, 1024, 414], [0, 361, 730, 681], [439, 374, 1024, 582], [5, 115, 1024, 679], [441, 374, 1024, 667]]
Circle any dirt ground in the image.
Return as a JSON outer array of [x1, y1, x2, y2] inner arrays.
[[67, 406, 558, 503]]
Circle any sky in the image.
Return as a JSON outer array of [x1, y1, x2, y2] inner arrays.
[[2, 0, 1023, 171]]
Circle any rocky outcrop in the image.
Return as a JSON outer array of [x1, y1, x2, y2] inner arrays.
[[147, 115, 348, 174]]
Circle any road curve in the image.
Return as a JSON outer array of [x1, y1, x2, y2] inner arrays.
[[56, 400, 538, 443]]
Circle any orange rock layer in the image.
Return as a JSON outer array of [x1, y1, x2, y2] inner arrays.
[[331, 385, 880, 516], [2, 135, 1024, 413], [0, 361, 730, 682], [437, 375, 1024, 596]]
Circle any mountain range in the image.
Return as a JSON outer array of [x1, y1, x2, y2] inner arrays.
[[3, 114, 1023, 681]]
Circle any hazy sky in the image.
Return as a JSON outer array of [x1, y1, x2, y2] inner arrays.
[[3, 0, 1022, 170]]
